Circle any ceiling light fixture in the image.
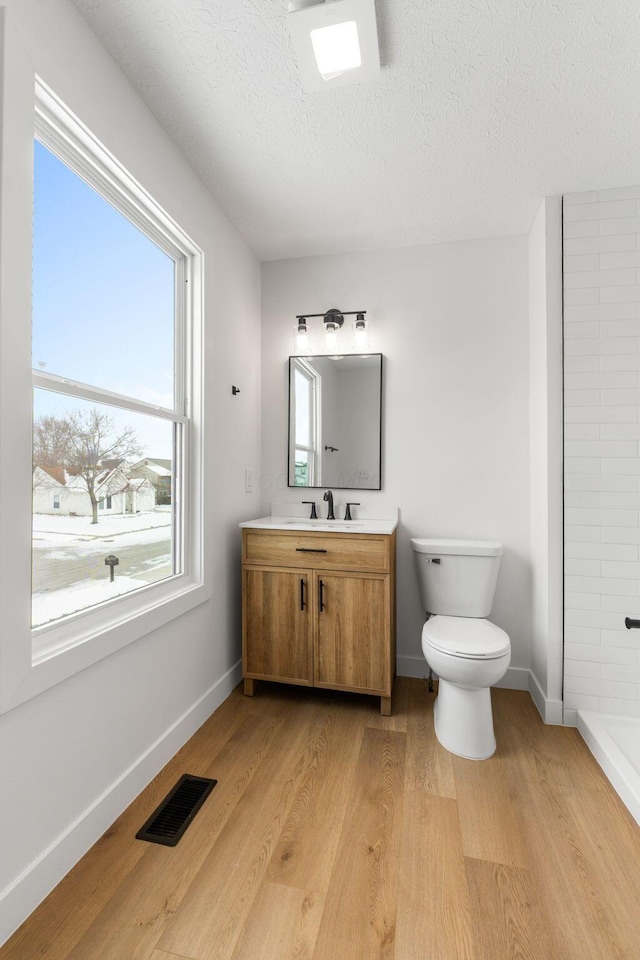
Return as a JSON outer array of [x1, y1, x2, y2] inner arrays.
[[287, 0, 380, 93]]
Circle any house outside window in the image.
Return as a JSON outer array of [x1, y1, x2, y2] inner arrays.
[[53, 494, 60, 509]]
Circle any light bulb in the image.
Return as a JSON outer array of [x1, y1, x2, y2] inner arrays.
[[296, 318, 310, 354], [324, 323, 338, 350], [353, 314, 368, 350]]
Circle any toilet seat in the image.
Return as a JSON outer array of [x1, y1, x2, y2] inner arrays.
[[423, 615, 510, 660]]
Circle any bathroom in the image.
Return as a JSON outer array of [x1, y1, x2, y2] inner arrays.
[[1, 0, 640, 956]]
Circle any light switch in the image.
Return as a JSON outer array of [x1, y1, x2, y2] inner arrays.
[[245, 468, 255, 493]]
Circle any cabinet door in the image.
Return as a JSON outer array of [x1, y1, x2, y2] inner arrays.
[[243, 567, 313, 685], [315, 572, 390, 695]]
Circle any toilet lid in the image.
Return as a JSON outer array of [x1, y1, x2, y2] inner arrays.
[[422, 615, 510, 660]]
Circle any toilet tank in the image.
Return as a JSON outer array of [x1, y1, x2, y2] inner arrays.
[[411, 538, 503, 617]]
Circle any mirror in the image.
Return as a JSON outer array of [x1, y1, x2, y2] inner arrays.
[[288, 353, 382, 489]]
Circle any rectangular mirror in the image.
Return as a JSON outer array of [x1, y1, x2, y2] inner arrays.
[[288, 353, 382, 489]]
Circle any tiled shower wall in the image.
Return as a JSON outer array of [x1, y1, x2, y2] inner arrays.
[[563, 186, 640, 719]]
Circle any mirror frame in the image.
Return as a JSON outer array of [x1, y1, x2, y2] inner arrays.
[[287, 352, 383, 490]]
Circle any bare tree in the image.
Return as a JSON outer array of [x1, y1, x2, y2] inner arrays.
[[33, 409, 142, 524]]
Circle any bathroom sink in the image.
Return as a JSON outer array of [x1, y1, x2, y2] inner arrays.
[[283, 520, 365, 531]]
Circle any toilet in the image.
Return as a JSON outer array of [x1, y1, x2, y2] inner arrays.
[[410, 538, 511, 760]]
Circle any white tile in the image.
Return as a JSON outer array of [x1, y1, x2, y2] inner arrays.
[[563, 191, 599, 205], [564, 200, 637, 222], [600, 593, 640, 612], [565, 625, 601, 644], [564, 491, 600, 508], [601, 491, 640, 509], [601, 388, 640, 405], [599, 699, 640, 717], [565, 221, 599, 239], [601, 628, 640, 648], [564, 235, 636, 255], [564, 338, 637, 356], [565, 508, 638, 527], [599, 216, 640, 236], [564, 389, 601, 406], [602, 664, 640, 683], [564, 676, 605, 697], [564, 474, 636, 492], [563, 288, 600, 306], [565, 357, 600, 373], [602, 561, 640, 579], [599, 679, 639, 700], [564, 424, 600, 440], [563, 458, 601, 475], [601, 423, 640, 439], [601, 458, 640, 475], [564, 302, 636, 322], [564, 322, 599, 340], [566, 609, 628, 629], [600, 285, 640, 303], [563, 254, 600, 272], [565, 659, 601, 679], [565, 692, 602, 712], [566, 575, 638, 597], [565, 542, 638, 561], [564, 268, 636, 288], [602, 527, 640, 544], [565, 592, 600, 609], [564, 525, 602, 542], [600, 355, 640, 372], [600, 251, 640, 270], [564, 371, 636, 389], [565, 642, 638, 664], [600, 318, 640, 337], [565, 439, 636, 457], [565, 559, 602, 578], [564, 405, 636, 423], [598, 186, 640, 201]]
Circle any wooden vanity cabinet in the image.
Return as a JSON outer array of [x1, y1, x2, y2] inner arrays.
[[241, 528, 396, 714]]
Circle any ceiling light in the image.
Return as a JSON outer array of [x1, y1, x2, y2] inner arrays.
[[287, 0, 380, 93]]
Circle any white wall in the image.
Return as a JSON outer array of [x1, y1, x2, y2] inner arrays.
[[261, 238, 531, 682], [563, 186, 640, 723], [528, 198, 564, 722], [0, 0, 260, 943]]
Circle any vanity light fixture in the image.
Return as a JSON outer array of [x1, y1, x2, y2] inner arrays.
[[287, 0, 380, 93], [294, 308, 367, 353]]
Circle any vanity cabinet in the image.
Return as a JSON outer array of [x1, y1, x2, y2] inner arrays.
[[241, 528, 396, 714]]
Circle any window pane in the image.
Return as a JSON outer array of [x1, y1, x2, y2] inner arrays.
[[32, 141, 175, 406], [293, 450, 309, 486], [294, 368, 310, 446], [32, 390, 177, 628]]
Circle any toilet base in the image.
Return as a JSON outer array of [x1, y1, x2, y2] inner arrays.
[[433, 680, 497, 760]]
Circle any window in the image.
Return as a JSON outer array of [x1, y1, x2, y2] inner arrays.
[[21, 79, 205, 680]]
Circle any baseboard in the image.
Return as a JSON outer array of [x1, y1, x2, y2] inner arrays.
[[396, 656, 530, 693], [0, 659, 243, 949], [528, 670, 564, 725]]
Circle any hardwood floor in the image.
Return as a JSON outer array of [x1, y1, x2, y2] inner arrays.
[[3, 679, 640, 960]]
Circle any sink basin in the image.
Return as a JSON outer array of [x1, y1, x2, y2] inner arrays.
[[283, 520, 364, 530]]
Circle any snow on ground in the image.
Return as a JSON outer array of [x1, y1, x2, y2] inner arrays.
[[32, 576, 153, 627], [32, 511, 171, 552]]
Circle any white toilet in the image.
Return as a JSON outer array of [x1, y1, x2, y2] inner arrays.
[[410, 538, 511, 760]]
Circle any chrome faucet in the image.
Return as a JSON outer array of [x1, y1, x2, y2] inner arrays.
[[323, 489, 335, 520]]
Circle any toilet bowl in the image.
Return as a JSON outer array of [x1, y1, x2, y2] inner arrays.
[[411, 538, 511, 760], [422, 615, 510, 760]]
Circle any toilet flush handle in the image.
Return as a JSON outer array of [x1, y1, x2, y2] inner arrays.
[[425, 557, 441, 564]]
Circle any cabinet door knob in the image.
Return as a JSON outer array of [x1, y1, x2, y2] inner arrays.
[[319, 579, 325, 612], [300, 578, 306, 611]]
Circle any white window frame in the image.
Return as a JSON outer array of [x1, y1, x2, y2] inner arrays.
[[0, 71, 206, 714], [289, 358, 322, 486]]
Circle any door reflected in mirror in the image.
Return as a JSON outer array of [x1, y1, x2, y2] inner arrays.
[[288, 354, 382, 490]]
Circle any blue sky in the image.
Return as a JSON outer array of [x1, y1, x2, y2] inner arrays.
[[33, 141, 176, 457]]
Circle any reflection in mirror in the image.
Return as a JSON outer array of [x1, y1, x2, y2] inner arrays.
[[288, 354, 382, 490]]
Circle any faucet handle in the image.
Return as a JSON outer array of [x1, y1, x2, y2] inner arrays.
[[344, 502, 360, 521], [301, 501, 317, 519]]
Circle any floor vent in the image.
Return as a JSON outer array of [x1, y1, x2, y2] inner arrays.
[[136, 774, 217, 846]]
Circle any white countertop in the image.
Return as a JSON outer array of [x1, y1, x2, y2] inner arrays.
[[239, 512, 398, 536]]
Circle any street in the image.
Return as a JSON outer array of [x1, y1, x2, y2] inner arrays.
[[32, 536, 172, 593]]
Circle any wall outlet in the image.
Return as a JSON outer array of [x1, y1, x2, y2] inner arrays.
[[245, 468, 255, 493], [357, 468, 368, 479]]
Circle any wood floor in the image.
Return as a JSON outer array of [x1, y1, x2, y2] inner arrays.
[[3, 678, 640, 960]]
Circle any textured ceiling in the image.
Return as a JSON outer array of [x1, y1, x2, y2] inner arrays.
[[71, 0, 640, 261]]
